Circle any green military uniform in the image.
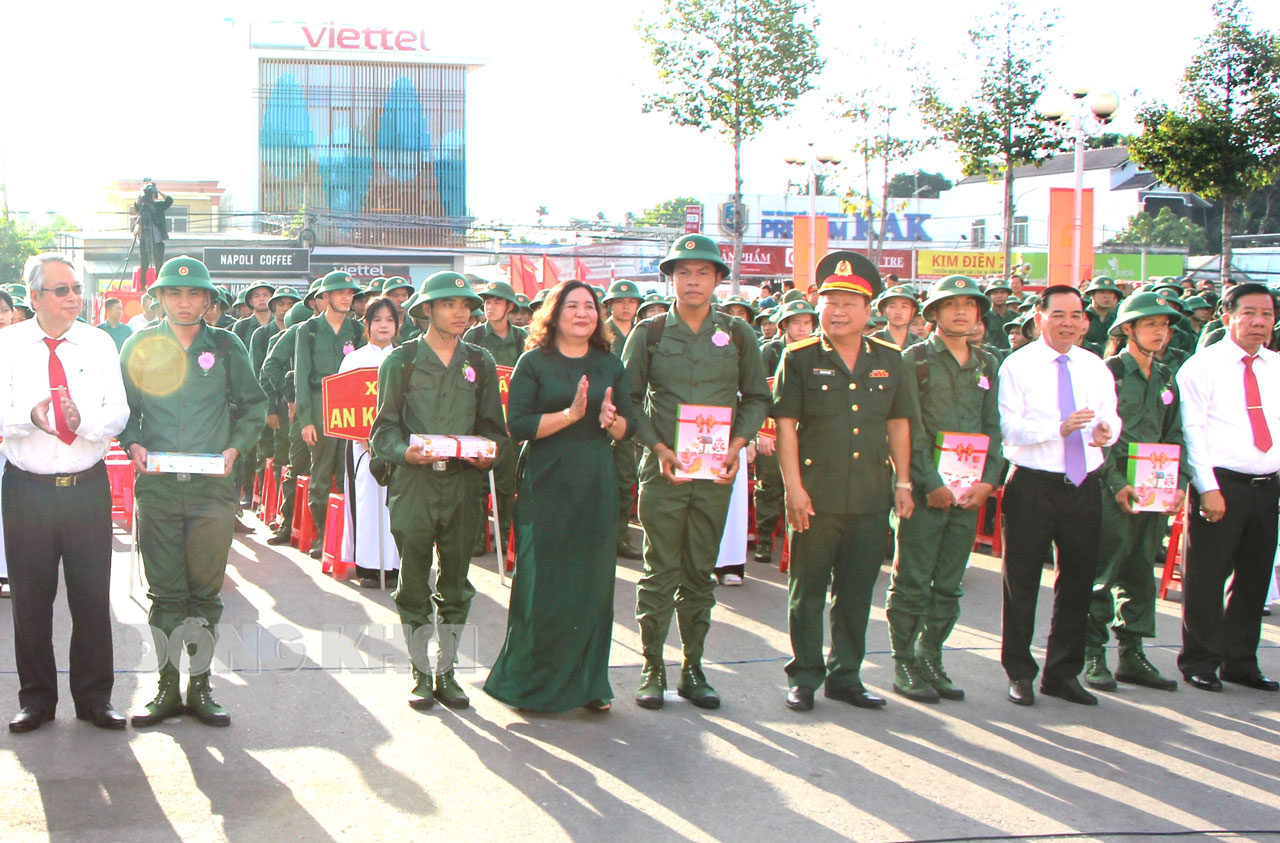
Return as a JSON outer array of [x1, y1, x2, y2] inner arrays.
[[604, 279, 647, 559], [231, 282, 275, 346], [249, 287, 302, 478], [1082, 277, 1124, 355], [260, 297, 316, 540], [97, 320, 133, 351], [635, 292, 669, 323], [871, 284, 925, 350], [295, 272, 367, 553], [231, 285, 277, 503], [982, 280, 1018, 350], [383, 277, 421, 342], [622, 235, 770, 709], [119, 257, 268, 727], [886, 276, 1004, 702], [774, 251, 916, 708], [370, 272, 509, 710], [462, 281, 528, 557], [1086, 293, 1190, 692]]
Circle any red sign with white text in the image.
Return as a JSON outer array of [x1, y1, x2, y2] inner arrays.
[[321, 368, 380, 442]]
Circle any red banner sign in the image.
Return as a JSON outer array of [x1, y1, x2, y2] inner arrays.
[[495, 365, 513, 420], [321, 367, 380, 442]]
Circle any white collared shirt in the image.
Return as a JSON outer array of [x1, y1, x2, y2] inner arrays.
[[998, 337, 1121, 474], [0, 317, 130, 474], [1176, 335, 1280, 493]]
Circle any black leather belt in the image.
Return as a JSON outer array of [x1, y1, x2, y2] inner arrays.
[[1214, 467, 1278, 487], [4, 461, 105, 487], [1012, 465, 1097, 485]]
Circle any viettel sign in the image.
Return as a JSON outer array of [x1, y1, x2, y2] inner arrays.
[[250, 22, 433, 54]]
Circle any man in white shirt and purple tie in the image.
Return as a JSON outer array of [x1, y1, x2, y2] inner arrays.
[[0, 254, 130, 733], [1176, 282, 1280, 693], [998, 285, 1121, 707]]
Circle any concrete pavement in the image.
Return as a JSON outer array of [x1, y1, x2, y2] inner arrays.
[[2, 515, 1279, 842]]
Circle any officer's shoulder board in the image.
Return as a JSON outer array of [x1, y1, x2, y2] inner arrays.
[[866, 335, 901, 352], [786, 335, 821, 353]]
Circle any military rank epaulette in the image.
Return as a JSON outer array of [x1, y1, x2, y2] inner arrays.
[[866, 335, 901, 352], [787, 335, 821, 352]]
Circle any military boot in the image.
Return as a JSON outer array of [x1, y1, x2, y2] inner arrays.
[[1084, 649, 1117, 691], [408, 667, 435, 710], [892, 660, 940, 703], [1115, 644, 1177, 691], [677, 661, 721, 709], [131, 667, 185, 727], [916, 656, 965, 701], [616, 514, 642, 560], [434, 670, 471, 709], [186, 673, 231, 727], [634, 659, 667, 709]]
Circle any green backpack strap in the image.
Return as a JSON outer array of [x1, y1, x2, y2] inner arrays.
[[1104, 354, 1125, 395]]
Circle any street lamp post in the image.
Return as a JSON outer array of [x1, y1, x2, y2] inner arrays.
[[785, 144, 842, 291], [1036, 87, 1119, 287]]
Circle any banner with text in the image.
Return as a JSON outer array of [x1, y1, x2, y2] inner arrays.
[[321, 368, 380, 442]]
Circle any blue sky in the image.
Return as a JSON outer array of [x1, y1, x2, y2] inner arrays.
[[2, 0, 1275, 227]]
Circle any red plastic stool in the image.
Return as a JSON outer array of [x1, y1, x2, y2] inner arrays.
[[259, 458, 280, 525], [1160, 506, 1187, 600], [321, 492, 353, 579], [291, 475, 314, 550], [973, 487, 1004, 557], [779, 529, 791, 574], [105, 452, 135, 530]]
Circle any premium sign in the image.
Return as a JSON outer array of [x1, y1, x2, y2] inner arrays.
[[250, 23, 433, 54], [321, 368, 380, 442], [203, 248, 310, 275]]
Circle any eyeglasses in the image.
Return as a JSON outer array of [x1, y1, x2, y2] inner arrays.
[[43, 284, 83, 298]]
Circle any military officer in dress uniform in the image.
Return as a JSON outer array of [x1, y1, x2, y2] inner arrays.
[[774, 252, 916, 712], [295, 271, 366, 557], [370, 272, 508, 710], [622, 234, 770, 710], [886, 275, 1003, 703], [463, 280, 527, 557], [1085, 292, 1188, 692], [120, 257, 267, 727], [871, 284, 925, 350], [603, 279, 646, 559]]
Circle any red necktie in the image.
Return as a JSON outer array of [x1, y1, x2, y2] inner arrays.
[[1243, 355, 1272, 452], [43, 337, 77, 446]]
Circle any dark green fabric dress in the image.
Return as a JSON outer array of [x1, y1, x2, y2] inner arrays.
[[484, 346, 636, 712]]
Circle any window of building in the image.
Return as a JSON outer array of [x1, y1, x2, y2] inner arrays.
[[971, 219, 986, 249], [1013, 215, 1028, 247], [167, 206, 189, 234]]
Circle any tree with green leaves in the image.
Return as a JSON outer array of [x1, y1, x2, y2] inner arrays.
[[633, 196, 702, 228], [1129, 0, 1280, 280], [0, 216, 74, 284], [639, 0, 823, 291], [915, 0, 1065, 279], [1108, 207, 1209, 254], [886, 170, 953, 200]]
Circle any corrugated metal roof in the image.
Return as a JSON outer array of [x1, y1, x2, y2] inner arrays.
[[957, 146, 1132, 185]]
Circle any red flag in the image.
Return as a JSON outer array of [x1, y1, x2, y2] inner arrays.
[[541, 256, 561, 290], [509, 256, 538, 298], [574, 259, 592, 282]]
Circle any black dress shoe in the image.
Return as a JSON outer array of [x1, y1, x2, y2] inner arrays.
[[1040, 676, 1099, 705], [824, 685, 886, 709], [1184, 673, 1223, 692], [1007, 679, 1035, 706], [309, 547, 323, 560], [266, 532, 292, 546], [9, 707, 54, 733], [786, 686, 814, 711], [1221, 672, 1279, 692], [75, 704, 126, 730]]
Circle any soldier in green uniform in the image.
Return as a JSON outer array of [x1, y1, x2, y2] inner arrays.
[[1085, 292, 1189, 692], [370, 272, 509, 710], [719, 294, 755, 325], [886, 275, 1004, 702], [635, 293, 669, 323], [871, 284, 924, 350], [249, 287, 301, 491], [511, 293, 534, 328], [1181, 295, 1213, 337], [462, 280, 527, 557], [774, 251, 916, 712], [262, 294, 318, 543], [232, 282, 276, 347], [622, 234, 770, 710], [603, 280, 647, 559], [1082, 277, 1123, 355], [295, 271, 367, 557], [982, 280, 1018, 350], [383, 276, 419, 341], [755, 306, 778, 342], [120, 257, 268, 727]]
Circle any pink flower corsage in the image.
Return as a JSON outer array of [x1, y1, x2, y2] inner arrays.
[[1161, 389, 1173, 405], [197, 351, 216, 374], [711, 329, 731, 347], [342, 341, 355, 355], [976, 375, 990, 390], [463, 365, 476, 383]]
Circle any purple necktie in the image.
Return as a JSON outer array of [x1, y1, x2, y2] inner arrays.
[[1057, 354, 1087, 486]]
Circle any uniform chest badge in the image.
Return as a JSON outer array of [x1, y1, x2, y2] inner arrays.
[[812, 368, 835, 376], [870, 369, 889, 378]]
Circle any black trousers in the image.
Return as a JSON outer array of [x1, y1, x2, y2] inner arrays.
[[139, 233, 165, 279], [1001, 466, 1102, 682], [1178, 470, 1279, 679], [2, 462, 114, 713]]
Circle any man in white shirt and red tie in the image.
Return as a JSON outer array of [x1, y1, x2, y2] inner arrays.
[[1176, 282, 1280, 693], [998, 285, 1121, 706], [0, 253, 130, 732]]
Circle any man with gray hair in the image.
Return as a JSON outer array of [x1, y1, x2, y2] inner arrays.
[[0, 253, 130, 733]]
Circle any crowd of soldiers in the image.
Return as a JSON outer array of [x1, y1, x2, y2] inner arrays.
[[4, 235, 1277, 733]]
